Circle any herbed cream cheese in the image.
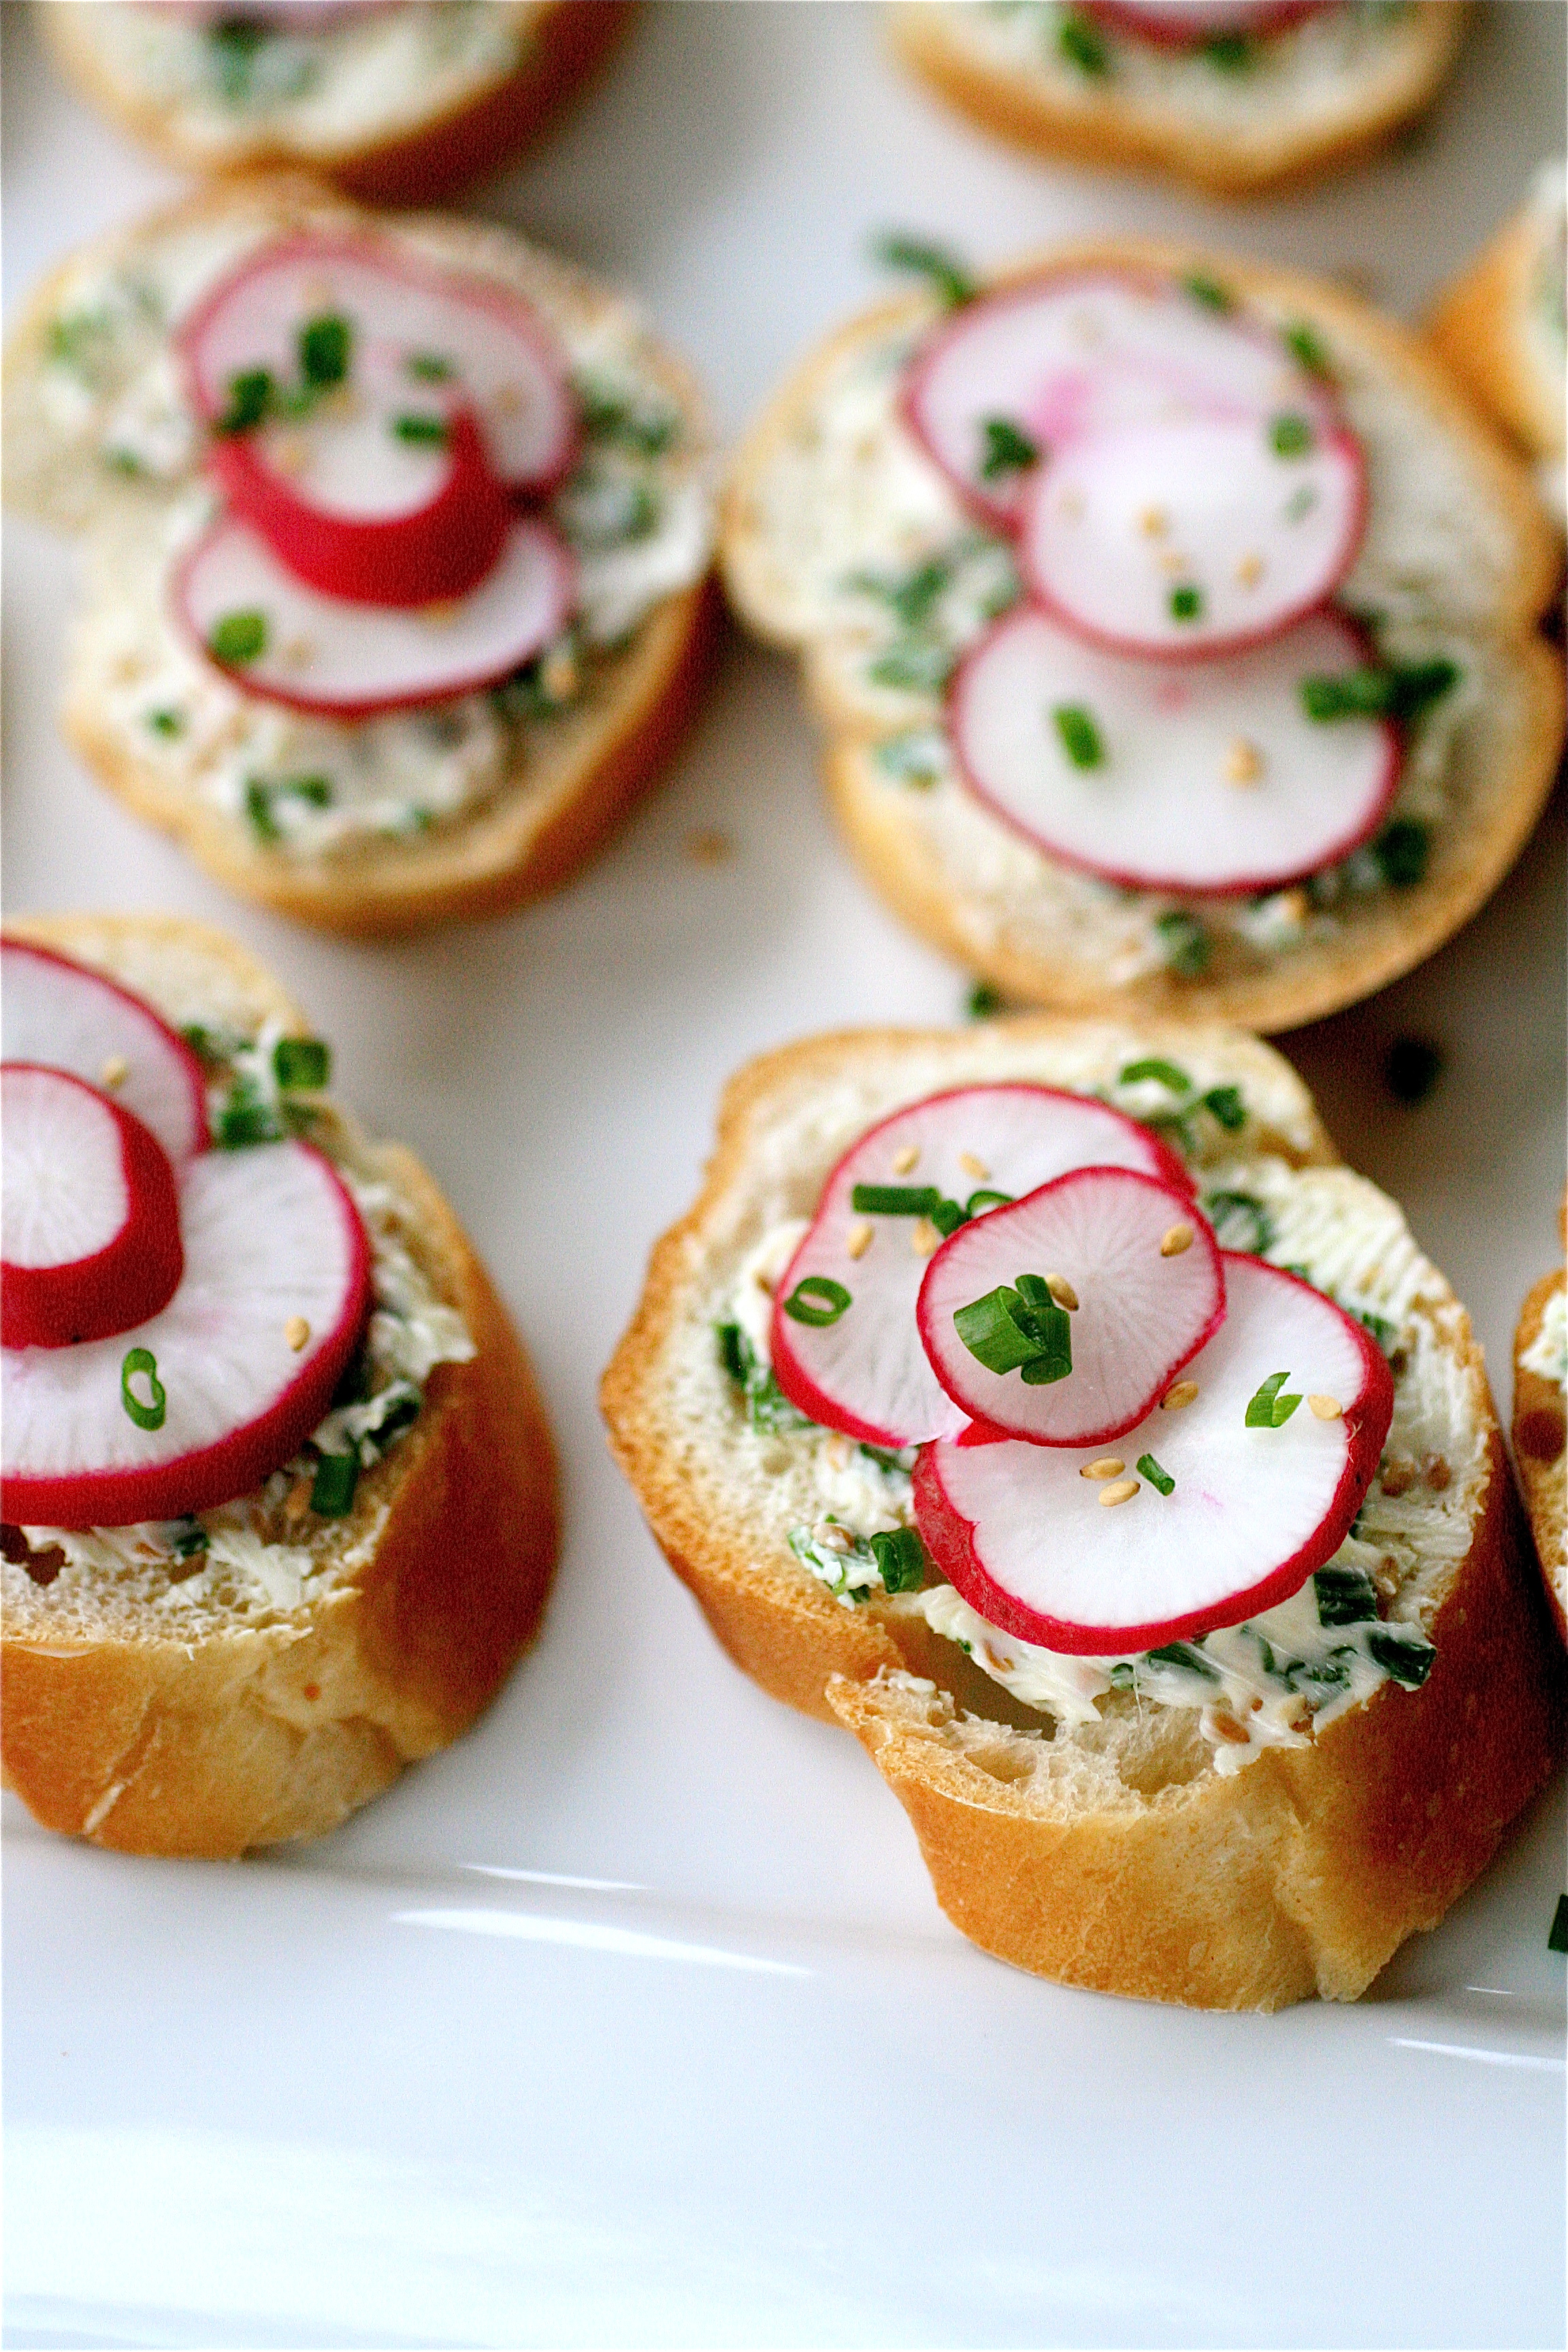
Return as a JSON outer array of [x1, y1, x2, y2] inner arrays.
[[1522, 1282, 1568, 1390]]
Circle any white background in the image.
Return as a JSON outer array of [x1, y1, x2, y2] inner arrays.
[[3, 4, 1565, 2345]]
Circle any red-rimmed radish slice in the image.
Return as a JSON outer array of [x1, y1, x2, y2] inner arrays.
[[902, 270, 1339, 524], [915, 1254, 1393, 1656], [2, 1067, 184, 1351], [1, 938, 208, 1164], [180, 233, 578, 497], [1083, 1, 1332, 46], [917, 1166, 1224, 1447], [146, 5, 397, 23], [1018, 411, 1365, 659], [950, 604, 1399, 898], [770, 1084, 1193, 1449], [208, 404, 512, 608], [178, 509, 574, 718], [2, 1139, 371, 1529]]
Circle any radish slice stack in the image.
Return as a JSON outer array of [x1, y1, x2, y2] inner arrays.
[[898, 266, 1396, 897], [176, 231, 584, 719], [2, 943, 372, 1531]]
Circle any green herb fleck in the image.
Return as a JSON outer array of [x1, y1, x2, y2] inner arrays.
[[1270, 412, 1313, 458], [120, 1347, 166, 1432], [244, 780, 280, 842], [577, 379, 678, 453], [1184, 274, 1233, 313], [311, 1451, 359, 1518], [1245, 1370, 1303, 1428], [48, 308, 115, 383], [146, 707, 184, 738], [867, 640, 955, 693], [210, 16, 268, 103], [877, 732, 944, 787], [1053, 703, 1104, 769], [172, 1519, 210, 1561], [966, 981, 1004, 1020], [406, 351, 455, 383], [1301, 658, 1458, 723], [392, 411, 448, 446], [1201, 31, 1252, 69], [274, 1036, 330, 1092], [1366, 1627, 1435, 1688], [216, 1079, 283, 1149], [1145, 1640, 1218, 1681], [954, 1275, 1072, 1385], [1203, 1084, 1246, 1132], [1549, 1896, 1568, 1955], [1314, 1565, 1379, 1627], [979, 416, 1041, 482], [870, 1526, 927, 1595], [872, 232, 975, 309], [782, 1275, 852, 1328], [299, 313, 350, 390], [1137, 1453, 1175, 1496], [849, 557, 951, 627], [1058, 9, 1109, 74], [105, 448, 144, 477], [217, 366, 274, 435], [210, 610, 268, 666], [1373, 819, 1430, 890], [1169, 583, 1203, 623], [717, 1322, 749, 1385], [1120, 1057, 1192, 1094], [1156, 910, 1210, 977], [1384, 1034, 1443, 1105], [965, 1188, 1014, 1215], [853, 1184, 941, 1218], [1284, 321, 1333, 379]]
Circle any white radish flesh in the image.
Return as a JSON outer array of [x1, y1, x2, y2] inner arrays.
[[1018, 411, 1365, 657], [769, 1084, 1193, 1448], [950, 604, 1399, 896], [2, 1139, 371, 1529], [179, 509, 574, 717], [903, 269, 1339, 523], [1, 1067, 184, 1350], [1, 939, 208, 1164], [917, 1167, 1224, 1446], [915, 1254, 1394, 1655]]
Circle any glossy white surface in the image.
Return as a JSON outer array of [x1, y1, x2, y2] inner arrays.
[[3, 5, 1565, 2346]]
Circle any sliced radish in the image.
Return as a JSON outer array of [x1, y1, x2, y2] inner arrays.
[[1018, 411, 1365, 658], [917, 1166, 1224, 1448], [903, 269, 1339, 525], [1, 939, 208, 1164], [950, 603, 1399, 898], [1083, 1, 1332, 45], [178, 508, 574, 717], [769, 1085, 1193, 1449], [2, 1139, 371, 1529], [180, 233, 578, 499], [2, 1067, 183, 1351], [915, 1254, 1394, 1656]]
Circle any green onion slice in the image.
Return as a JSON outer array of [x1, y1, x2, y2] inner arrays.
[[782, 1275, 852, 1328], [273, 1036, 330, 1091], [120, 1348, 167, 1431], [851, 1184, 943, 1217], [1120, 1057, 1192, 1094], [1137, 1453, 1175, 1496], [953, 1276, 1072, 1384], [210, 610, 268, 665], [1245, 1370, 1302, 1428], [964, 1188, 1013, 1215], [1053, 703, 1104, 769], [311, 1451, 359, 1517], [299, 313, 350, 389], [870, 1526, 926, 1594], [979, 416, 1040, 481]]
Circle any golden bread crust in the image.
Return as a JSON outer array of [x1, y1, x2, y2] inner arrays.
[[1514, 1234, 1567, 1647], [1428, 199, 1567, 466]]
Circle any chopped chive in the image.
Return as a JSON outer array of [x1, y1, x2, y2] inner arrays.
[[871, 232, 975, 309], [1169, 583, 1203, 623], [1373, 819, 1430, 889], [1201, 31, 1252, 69], [847, 557, 952, 627], [965, 1188, 1013, 1215], [1184, 273, 1233, 313], [870, 1526, 927, 1594], [146, 707, 184, 737], [244, 779, 279, 841], [930, 1197, 967, 1238], [1137, 1453, 1175, 1496], [392, 411, 448, 446], [280, 773, 333, 808], [216, 1081, 282, 1148], [851, 1183, 943, 1217], [120, 1347, 167, 1432], [877, 732, 945, 787], [1053, 702, 1104, 769], [1057, 8, 1109, 74], [1156, 909, 1211, 977], [867, 640, 955, 692], [966, 982, 1003, 1020], [1366, 1627, 1435, 1688], [1384, 1034, 1443, 1105], [273, 1035, 330, 1091], [1120, 1056, 1192, 1094], [105, 448, 144, 477], [1145, 1640, 1219, 1680], [782, 1275, 853, 1327], [1270, 412, 1313, 458], [1245, 1370, 1302, 1428], [1203, 1083, 1246, 1132], [210, 15, 267, 100], [311, 1450, 359, 1517], [172, 1519, 210, 1560], [576, 380, 679, 453], [716, 1320, 751, 1385], [299, 313, 350, 389], [979, 416, 1041, 481], [217, 366, 273, 435], [406, 350, 455, 383], [1202, 1191, 1272, 1255], [953, 1279, 1071, 1383], [1549, 1896, 1568, 1955], [210, 609, 267, 665], [1301, 659, 1459, 725], [1313, 1565, 1379, 1627], [1284, 321, 1333, 379]]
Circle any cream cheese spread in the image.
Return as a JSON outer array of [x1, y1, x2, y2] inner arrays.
[[1521, 1281, 1567, 1390]]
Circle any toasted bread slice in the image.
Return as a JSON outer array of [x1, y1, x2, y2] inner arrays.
[[1513, 1188, 1567, 1647], [721, 238, 1564, 1034], [2, 913, 559, 1857], [34, 1, 633, 203], [889, 1, 1468, 197], [1428, 168, 1567, 519], [602, 1020, 1564, 2008], [3, 176, 717, 936]]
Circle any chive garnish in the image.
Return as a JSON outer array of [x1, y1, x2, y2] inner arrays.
[[1384, 1035, 1443, 1105], [1366, 1628, 1435, 1688], [716, 1321, 749, 1385], [1169, 583, 1203, 623], [1203, 1083, 1246, 1132], [851, 1184, 944, 1217], [1284, 321, 1333, 378], [965, 1188, 1013, 1215], [1120, 1057, 1192, 1094], [1373, 818, 1430, 889], [1155, 910, 1210, 977], [1184, 274, 1233, 313], [244, 780, 279, 841], [1245, 1371, 1302, 1428], [1270, 412, 1313, 457], [979, 417, 1041, 481], [1549, 1896, 1568, 1955], [867, 641, 956, 693], [217, 366, 274, 436], [1057, 9, 1109, 74], [1137, 1453, 1175, 1496], [146, 708, 184, 737], [311, 1451, 359, 1517], [173, 1519, 210, 1560], [871, 233, 975, 309], [953, 1275, 1072, 1385], [870, 1526, 927, 1594], [1203, 1190, 1273, 1254], [1313, 1565, 1379, 1627], [392, 412, 448, 446], [1201, 31, 1252, 69], [120, 1348, 167, 1432], [782, 1275, 853, 1327], [299, 313, 350, 389], [210, 610, 267, 665], [274, 1036, 330, 1091], [406, 351, 455, 383], [1145, 1640, 1219, 1680], [966, 982, 1003, 1021], [1053, 703, 1105, 769]]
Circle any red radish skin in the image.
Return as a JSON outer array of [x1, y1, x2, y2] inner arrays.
[[1083, 1, 1333, 46], [1, 939, 208, 1164], [178, 508, 575, 718], [917, 1166, 1224, 1447], [915, 1255, 1394, 1656], [207, 405, 512, 608], [1, 1067, 183, 1350], [2, 1139, 372, 1529], [1017, 410, 1367, 661], [770, 1084, 1193, 1448], [180, 232, 579, 499], [949, 603, 1401, 898]]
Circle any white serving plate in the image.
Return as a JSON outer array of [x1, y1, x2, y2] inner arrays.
[[3, 6, 1565, 2345]]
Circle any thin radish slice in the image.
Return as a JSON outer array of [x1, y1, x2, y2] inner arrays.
[[178, 508, 574, 717], [903, 269, 1339, 525], [950, 604, 1399, 898], [770, 1085, 1193, 1449], [1, 939, 208, 1164], [917, 1166, 1224, 1447], [915, 1254, 1393, 1656], [1083, 1, 1332, 44], [2, 1067, 183, 1350], [1018, 411, 1365, 659], [180, 233, 578, 497], [2, 1139, 371, 1529]]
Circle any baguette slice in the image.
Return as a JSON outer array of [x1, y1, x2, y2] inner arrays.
[[3, 176, 717, 937], [34, 1, 633, 203], [721, 238, 1565, 1034], [1513, 1188, 1567, 1647], [2, 913, 559, 1858], [1428, 169, 1567, 510], [602, 1019, 1564, 2008], [889, 1, 1468, 197]]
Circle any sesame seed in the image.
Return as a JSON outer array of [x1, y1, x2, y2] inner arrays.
[[491, 383, 524, 416], [1224, 737, 1264, 786], [421, 601, 460, 627], [284, 1316, 311, 1352], [1424, 1454, 1451, 1491], [1307, 1394, 1341, 1420], [1380, 1457, 1416, 1497], [981, 1641, 1013, 1676], [892, 1144, 919, 1174], [272, 435, 309, 476], [1046, 1273, 1079, 1310], [911, 1217, 941, 1258], [1158, 550, 1189, 576], [99, 1055, 129, 1089], [1058, 489, 1085, 521], [1161, 1379, 1199, 1410], [846, 1220, 873, 1260], [281, 636, 314, 668], [1160, 1222, 1194, 1258], [1080, 1456, 1125, 1480], [1139, 506, 1169, 538], [958, 1151, 990, 1181], [1235, 552, 1264, 587], [1098, 1479, 1139, 1508]]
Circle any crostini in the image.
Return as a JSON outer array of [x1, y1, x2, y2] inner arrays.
[[1514, 1189, 1566, 1647], [1429, 163, 1567, 530]]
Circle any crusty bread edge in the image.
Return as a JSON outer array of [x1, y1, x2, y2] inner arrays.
[[887, 2, 1469, 198], [1428, 200, 1567, 468], [1, 913, 560, 1857], [1513, 1261, 1567, 1648]]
